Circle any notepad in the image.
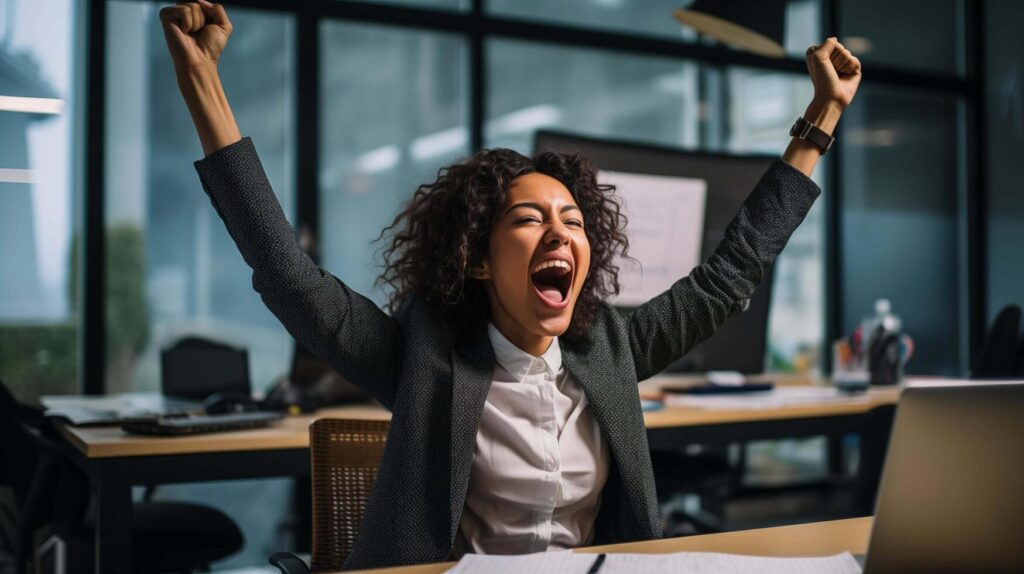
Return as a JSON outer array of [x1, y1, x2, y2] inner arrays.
[[446, 551, 862, 574]]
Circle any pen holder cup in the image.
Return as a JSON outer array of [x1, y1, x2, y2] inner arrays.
[[868, 333, 914, 386]]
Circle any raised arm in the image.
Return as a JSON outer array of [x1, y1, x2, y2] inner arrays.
[[628, 38, 862, 380], [160, 1, 403, 407]]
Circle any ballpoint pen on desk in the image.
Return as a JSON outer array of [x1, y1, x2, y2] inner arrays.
[[586, 553, 606, 573]]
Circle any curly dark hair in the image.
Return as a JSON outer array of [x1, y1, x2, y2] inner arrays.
[[376, 147, 629, 341]]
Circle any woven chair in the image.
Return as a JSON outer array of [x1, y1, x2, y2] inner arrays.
[[270, 418, 389, 574]]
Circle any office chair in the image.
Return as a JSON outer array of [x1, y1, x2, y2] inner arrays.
[[1016, 335, 1024, 376], [651, 448, 736, 535], [0, 378, 244, 573], [971, 305, 1022, 378], [270, 418, 390, 574]]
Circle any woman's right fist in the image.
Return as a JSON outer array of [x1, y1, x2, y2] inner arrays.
[[159, 0, 232, 71]]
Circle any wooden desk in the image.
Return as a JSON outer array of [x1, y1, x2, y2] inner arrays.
[[59, 404, 390, 458], [60, 383, 900, 457], [56, 380, 898, 574], [340, 517, 874, 574]]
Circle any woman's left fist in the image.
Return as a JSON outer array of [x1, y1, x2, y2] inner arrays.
[[806, 37, 862, 110]]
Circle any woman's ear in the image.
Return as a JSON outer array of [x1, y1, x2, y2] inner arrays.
[[469, 258, 492, 280]]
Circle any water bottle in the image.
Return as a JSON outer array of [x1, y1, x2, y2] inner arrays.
[[862, 299, 914, 385]]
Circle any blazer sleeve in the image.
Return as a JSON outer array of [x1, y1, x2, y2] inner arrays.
[[626, 158, 821, 381], [193, 137, 402, 408]]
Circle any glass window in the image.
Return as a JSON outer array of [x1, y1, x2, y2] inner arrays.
[[839, 85, 962, 375], [350, 0, 468, 10], [839, 0, 966, 76], [487, 0, 822, 60], [320, 22, 469, 305], [985, 0, 1024, 323], [0, 0, 80, 404], [105, 1, 296, 396], [487, 39, 826, 374]]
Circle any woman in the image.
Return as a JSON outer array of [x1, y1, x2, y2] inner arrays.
[[160, 1, 862, 569]]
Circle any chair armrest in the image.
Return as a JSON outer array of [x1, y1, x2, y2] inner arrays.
[[269, 552, 311, 574]]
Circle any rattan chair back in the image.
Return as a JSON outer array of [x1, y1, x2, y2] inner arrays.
[[309, 418, 389, 572]]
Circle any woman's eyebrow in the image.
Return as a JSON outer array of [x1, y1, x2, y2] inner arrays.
[[505, 202, 581, 215]]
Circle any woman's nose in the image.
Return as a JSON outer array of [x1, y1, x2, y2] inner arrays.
[[545, 222, 570, 246]]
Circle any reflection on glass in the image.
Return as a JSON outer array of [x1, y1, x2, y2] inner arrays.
[[487, 0, 821, 59], [320, 22, 468, 305], [840, 0, 965, 76], [840, 85, 961, 375], [105, 1, 296, 394], [0, 0, 79, 404], [487, 40, 825, 373]]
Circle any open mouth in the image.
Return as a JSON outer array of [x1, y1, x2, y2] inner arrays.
[[530, 259, 573, 308]]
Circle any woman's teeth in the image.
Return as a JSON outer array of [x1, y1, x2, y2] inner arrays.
[[531, 260, 571, 274]]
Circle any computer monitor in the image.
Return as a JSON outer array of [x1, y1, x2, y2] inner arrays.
[[533, 130, 778, 373], [160, 336, 251, 400]]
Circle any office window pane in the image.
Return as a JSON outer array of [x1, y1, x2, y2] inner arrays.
[[985, 0, 1024, 322], [105, 2, 295, 396], [840, 85, 961, 375], [320, 22, 469, 305], [840, 0, 965, 76], [350, 0, 468, 10], [0, 0, 80, 404], [487, 40, 825, 374], [488, 0, 822, 59]]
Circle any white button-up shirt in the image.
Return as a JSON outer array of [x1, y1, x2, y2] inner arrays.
[[455, 323, 610, 556]]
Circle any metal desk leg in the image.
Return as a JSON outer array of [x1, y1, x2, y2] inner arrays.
[[94, 461, 133, 574], [827, 433, 847, 477]]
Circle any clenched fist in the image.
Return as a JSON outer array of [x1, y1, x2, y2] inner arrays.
[[806, 37, 862, 110], [159, 0, 233, 71]]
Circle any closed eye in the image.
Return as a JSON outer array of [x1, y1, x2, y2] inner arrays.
[[565, 219, 584, 227], [515, 217, 542, 224]]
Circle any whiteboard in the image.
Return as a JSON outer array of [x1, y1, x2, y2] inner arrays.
[[600, 170, 707, 307]]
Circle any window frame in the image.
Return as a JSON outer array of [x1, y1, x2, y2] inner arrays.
[[81, 0, 984, 393]]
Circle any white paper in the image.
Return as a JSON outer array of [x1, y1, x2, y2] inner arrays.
[[599, 170, 706, 307], [446, 551, 861, 574], [601, 552, 861, 573], [663, 386, 878, 410], [445, 550, 593, 574]]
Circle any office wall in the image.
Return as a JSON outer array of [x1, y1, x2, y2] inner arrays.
[[985, 0, 1024, 323]]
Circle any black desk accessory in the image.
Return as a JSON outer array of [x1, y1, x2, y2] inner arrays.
[[662, 382, 774, 395], [121, 411, 283, 436]]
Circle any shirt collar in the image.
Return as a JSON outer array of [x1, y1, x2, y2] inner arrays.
[[487, 322, 563, 382]]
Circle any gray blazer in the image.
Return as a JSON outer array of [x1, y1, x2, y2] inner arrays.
[[193, 138, 820, 570]]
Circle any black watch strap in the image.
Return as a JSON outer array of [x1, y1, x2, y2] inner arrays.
[[789, 116, 834, 154]]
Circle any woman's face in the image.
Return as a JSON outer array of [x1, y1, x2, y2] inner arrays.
[[476, 172, 591, 353]]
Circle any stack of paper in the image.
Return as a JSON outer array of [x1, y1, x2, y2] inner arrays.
[[446, 550, 862, 573]]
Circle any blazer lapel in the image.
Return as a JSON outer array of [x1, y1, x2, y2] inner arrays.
[[448, 320, 495, 544], [561, 342, 653, 537]]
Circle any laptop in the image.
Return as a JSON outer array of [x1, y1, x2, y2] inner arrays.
[[862, 382, 1024, 573]]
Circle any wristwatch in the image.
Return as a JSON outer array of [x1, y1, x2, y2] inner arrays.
[[789, 116, 835, 154]]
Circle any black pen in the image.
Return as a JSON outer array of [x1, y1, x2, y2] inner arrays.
[[586, 553, 606, 574]]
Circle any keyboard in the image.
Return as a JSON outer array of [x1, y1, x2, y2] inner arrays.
[[121, 411, 284, 436]]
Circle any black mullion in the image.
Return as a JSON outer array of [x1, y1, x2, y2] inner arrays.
[[469, 0, 484, 151], [966, 0, 986, 371], [84, 0, 106, 395], [823, 0, 842, 374], [297, 10, 321, 264], [110, 0, 973, 97]]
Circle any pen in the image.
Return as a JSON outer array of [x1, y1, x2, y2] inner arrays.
[[586, 553, 606, 573]]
